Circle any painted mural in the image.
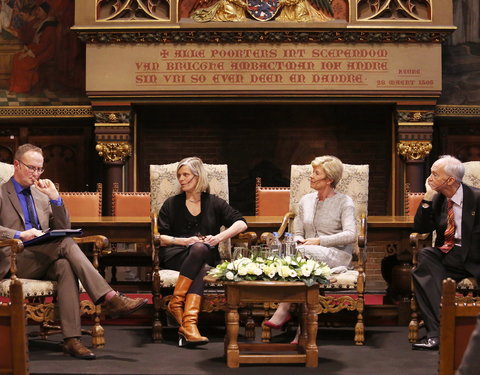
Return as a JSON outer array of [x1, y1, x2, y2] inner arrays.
[[439, 0, 480, 105], [0, 0, 87, 106]]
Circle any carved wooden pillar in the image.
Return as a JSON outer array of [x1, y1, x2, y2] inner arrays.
[[396, 109, 434, 193], [94, 110, 132, 216]]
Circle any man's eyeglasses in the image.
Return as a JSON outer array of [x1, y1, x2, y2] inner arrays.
[[17, 159, 44, 174]]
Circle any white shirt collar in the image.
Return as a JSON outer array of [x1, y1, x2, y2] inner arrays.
[[450, 184, 463, 207]]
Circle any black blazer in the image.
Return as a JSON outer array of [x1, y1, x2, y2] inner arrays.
[[413, 183, 480, 277]]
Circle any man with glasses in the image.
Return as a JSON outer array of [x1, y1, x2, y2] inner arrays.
[[411, 155, 480, 350], [0, 144, 148, 359]]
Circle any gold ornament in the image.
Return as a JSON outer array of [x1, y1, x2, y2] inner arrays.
[[96, 142, 132, 163], [397, 141, 432, 161]]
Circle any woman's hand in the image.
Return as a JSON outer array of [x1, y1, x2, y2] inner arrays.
[[182, 236, 202, 246], [303, 237, 320, 246], [202, 234, 221, 247]]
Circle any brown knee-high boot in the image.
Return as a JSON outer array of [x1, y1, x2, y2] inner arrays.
[[178, 293, 209, 347], [167, 275, 193, 326]]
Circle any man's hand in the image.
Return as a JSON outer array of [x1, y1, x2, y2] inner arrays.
[[424, 178, 438, 201], [19, 228, 44, 241], [34, 179, 59, 200]]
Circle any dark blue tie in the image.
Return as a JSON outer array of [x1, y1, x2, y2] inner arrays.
[[22, 188, 39, 230]]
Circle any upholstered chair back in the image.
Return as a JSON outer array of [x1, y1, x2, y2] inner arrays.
[[150, 162, 230, 259], [59, 183, 103, 217], [462, 161, 480, 188], [255, 177, 290, 216], [0, 162, 14, 185], [289, 163, 369, 255], [112, 182, 151, 217], [289, 163, 369, 219]]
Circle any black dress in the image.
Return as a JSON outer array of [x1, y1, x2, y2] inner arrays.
[[157, 192, 245, 270]]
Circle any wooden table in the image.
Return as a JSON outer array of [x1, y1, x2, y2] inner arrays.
[[70, 215, 414, 242], [71, 216, 152, 244], [71, 215, 284, 241], [224, 281, 320, 368]]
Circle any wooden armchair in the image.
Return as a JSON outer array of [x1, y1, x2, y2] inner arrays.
[[0, 237, 109, 348], [59, 183, 102, 217], [269, 163, 369, 345], [409, 162, 480, 343], [404, 183, 424, 217], [0, 163, 109, 348], [112, 182, 151, 217], [102, 183, 152, 283], [255, 177, 290, 216], [150, 162, 256, 342], [439, 278, 480, 375], [0, 270, 28, 375]]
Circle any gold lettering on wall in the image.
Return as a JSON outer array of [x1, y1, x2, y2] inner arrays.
[[87, 43, 441, 92]]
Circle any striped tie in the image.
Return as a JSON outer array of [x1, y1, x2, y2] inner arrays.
[[438, 199, 455, 253]]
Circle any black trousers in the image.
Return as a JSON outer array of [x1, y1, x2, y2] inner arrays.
[[412, 245, 473, 337]]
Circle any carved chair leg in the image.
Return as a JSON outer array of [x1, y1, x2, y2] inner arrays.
[[152, 270, 163, 342], [91, 305, 105, 348], [408, 295, 419, 343], [244, 304, 255, 340], [354, 294, 365, 345], [261, 302, 271, 343]]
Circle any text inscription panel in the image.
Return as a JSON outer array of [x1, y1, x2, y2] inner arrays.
[[87, 43, 441, 92]]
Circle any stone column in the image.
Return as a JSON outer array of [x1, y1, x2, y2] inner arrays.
[[397, 110, 434, 193], [94, 111, 132, 216]]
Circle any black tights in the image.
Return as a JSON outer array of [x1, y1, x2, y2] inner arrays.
[[179, 243, 212, 296]]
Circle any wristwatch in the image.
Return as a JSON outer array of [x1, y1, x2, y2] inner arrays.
[[421, 199, 432, 209]]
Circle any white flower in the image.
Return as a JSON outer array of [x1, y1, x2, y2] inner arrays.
[[301, 263, 313, 277], [246, 262, 262, 276], [278, 265, 291, 278], [262, 264, 277, 278], [227, 263, 234, 270], [238, 265, 247, 276], [289, 269, 298, 278], [226, 271, 234, 280]]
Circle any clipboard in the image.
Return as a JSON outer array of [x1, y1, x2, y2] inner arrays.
[[23, 229, 83, 247]]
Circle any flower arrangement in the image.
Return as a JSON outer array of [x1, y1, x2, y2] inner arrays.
[[208, 254, 331, 287]]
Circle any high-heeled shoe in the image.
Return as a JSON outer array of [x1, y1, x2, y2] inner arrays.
[[263, 313, 292, 330]]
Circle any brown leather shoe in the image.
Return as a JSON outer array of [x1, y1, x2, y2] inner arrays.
[[63, 338, 96, 360], [103, 292, 148, 318]]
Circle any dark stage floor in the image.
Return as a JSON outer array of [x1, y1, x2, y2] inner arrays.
[[27, 325, 437, 375]]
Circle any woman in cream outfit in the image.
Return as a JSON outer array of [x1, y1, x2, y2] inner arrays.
[[265, 155, 357, 342]]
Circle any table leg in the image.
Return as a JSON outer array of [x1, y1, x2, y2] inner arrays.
[[305, 300, 318, 367], [226, 305, 240, 368]]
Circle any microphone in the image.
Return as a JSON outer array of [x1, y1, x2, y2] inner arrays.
[[432, 177, 450, 191]]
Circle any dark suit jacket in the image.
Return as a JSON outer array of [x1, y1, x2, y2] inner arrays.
[[414, 183, 480, 277], [0, 179, 70, 279]]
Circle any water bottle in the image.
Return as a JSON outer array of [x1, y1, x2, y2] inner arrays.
[[270, 232, 281, 257], [284, 232, 296, 257]]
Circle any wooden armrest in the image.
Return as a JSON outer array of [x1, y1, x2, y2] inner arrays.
[[237, 232, 258, 246], [409, 232, 431, 250], [409, 232, 430, 266], [0, 239, 24, 277], [358, 213, 367, 248], [278, 211, 295, 236], [74, 235, 109, 252], [151, 211, 161, 249], [0, 239, 24, 254], [73, 235, 109, 271]]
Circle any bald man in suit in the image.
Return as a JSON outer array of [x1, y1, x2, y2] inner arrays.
[[0, 144, 147, 359], [412, 155, 480, 351]]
